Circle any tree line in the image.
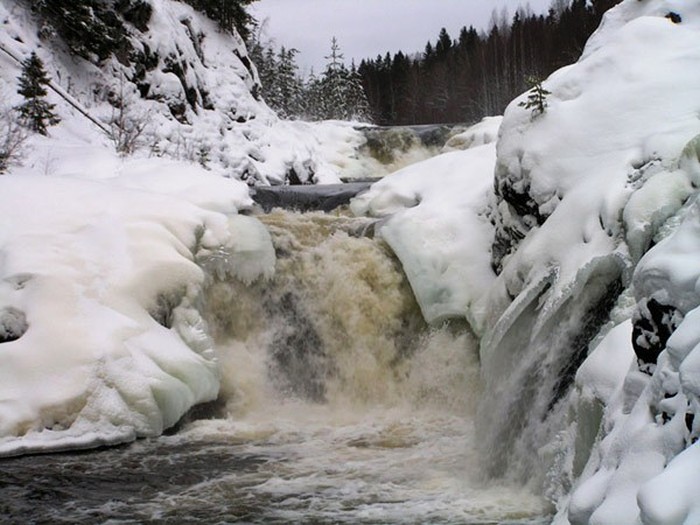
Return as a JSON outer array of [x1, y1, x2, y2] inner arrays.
[[250, 36, 372, 122], [358, 0, 620, 125]]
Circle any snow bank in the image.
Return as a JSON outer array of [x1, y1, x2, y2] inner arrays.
[[565, 193, 700, 525], [0, 165, 275, 456], [491, 0, 700, 309], [576, 319, 635, 407], [351, 140, 496, 324]]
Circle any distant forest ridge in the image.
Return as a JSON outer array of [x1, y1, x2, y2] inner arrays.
[[251, 0, 621, 125], [358, 0, 621, 125]]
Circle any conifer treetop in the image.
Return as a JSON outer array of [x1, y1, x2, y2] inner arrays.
[[16, 52, 60, 135]]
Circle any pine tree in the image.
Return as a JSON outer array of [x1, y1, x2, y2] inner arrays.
[[182, 0, 257, 39], [346, 62, 372, 122], [16, 52, 60, 135], [519, 76, 551, 117], [276, 47, 304, 118]]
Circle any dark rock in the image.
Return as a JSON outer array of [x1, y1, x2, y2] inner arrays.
[[116, 0, 153, 32], [666, 12, 682, 24], [491, 168, 550, 274], [252, 183, 372, 213], [0, 307, 28, 343], [632, 298, 682, 374]]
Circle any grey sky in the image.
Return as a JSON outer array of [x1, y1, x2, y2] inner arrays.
[[250, 0, 554, 74]]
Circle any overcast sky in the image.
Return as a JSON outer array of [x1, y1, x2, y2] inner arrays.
[[250, 0, 553, 74]]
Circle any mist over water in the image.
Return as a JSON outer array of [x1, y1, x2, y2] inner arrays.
[[0, 209, 549, 524]]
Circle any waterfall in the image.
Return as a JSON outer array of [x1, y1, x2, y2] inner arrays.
[[0, 207, 550, 524], [203, 209, 480, 415], [475, 255, 626, 495], [188, 208, 549, 522]]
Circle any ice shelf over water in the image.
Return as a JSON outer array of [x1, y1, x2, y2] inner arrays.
[[0, 166, 278, 456]]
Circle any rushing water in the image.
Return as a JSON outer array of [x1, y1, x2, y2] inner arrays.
[[0, 209, 550, 524]]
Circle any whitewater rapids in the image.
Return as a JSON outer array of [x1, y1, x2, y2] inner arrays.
[[0, 209, 548, 524]]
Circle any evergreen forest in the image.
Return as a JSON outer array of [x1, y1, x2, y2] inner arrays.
[[254, 0, 621, 125]]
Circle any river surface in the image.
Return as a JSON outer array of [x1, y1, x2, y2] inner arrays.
[[0, 209, 551, 524]]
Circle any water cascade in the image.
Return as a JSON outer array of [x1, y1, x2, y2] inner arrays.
[[0, 207, 549, 524], [476, 258, 625, 492]]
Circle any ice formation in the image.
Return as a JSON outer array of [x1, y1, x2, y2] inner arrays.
[[0, 167, 278, 456]]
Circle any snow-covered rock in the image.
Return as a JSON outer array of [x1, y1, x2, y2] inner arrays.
[[0, 166, 277, 456], [350, 140, 496, 325], [477, 0, 700, 522]]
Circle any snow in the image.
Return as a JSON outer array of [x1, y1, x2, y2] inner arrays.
[[536, 3, 700, 520], [576, 320, 635, 406], [350, 137, 497, 325], [638, 442, 700, 525], [490, 2, 700, 314], [0, 164, 278, 456], [0, 0, 358, 186], [0, 0, 293, 455], [0, 0, 370, 456]]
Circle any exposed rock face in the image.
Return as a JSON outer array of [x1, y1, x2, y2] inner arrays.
[[632, 298, 682, 374], [0, 307, 28, 344], [491, 173, 548, 274]]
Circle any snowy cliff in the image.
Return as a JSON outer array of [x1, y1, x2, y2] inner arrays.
[[0, 0, 357, 185], [353, 0, 700, 522]]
